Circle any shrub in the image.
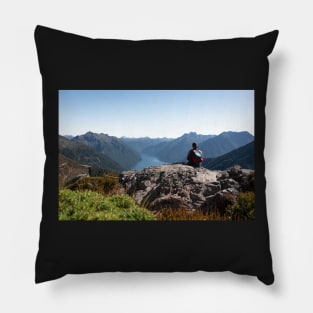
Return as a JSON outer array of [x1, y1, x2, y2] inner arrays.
[[66, 173, 122, 195], [227, 191, 255, 220], [59, 189, 156, 221], [156, 207, 227, 221], [241, 172, 255, 192]]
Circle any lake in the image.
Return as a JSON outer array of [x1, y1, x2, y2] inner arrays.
[[131, 153, 168, 170]]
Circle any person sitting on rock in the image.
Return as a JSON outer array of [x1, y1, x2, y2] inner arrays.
[[187, 142, 204, 167]]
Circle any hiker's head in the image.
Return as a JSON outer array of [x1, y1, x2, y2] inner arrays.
[[192, 142, 197, 149]]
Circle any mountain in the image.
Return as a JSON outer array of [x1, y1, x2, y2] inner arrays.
[[200, 131, 254, 158], [59, 135, 124, 173], [63, 135, 74, 140], [203, 141, 254, 170], [72, 131, 141, 169], [121, 137, 173, 154], [143, 132, 215, 163]]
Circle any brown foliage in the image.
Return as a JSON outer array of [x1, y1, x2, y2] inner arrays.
[[156, 207, 228, 221], [66, 173, 124, 195]]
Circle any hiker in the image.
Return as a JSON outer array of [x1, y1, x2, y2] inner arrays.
[[187, 142, 204, 167]]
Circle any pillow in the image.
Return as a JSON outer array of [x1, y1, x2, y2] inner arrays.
[[34, 25, 278, 285]]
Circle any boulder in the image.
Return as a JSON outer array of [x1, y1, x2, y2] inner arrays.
[[120, 164, 254, 213]]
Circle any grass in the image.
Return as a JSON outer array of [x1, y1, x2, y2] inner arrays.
[[59, 189, 156, 221], [66, 173, 122, 195], [156, 207, 227, 221]]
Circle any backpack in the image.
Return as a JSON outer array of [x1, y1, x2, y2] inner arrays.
[[192, 149, 204, 164]]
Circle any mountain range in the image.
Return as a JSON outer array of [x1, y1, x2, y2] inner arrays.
[[142, 131, 253, 163], [59, 131, 255, 178]]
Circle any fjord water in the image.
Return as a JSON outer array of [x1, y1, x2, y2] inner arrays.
[[131, 153, 168, 170]]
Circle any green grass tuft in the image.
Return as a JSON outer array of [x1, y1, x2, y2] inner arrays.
[[59, 189, 156, 221]]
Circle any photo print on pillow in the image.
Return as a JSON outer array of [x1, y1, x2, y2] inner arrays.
[[58, 89, 255, 222]]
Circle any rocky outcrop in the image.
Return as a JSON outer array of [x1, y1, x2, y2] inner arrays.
[[59, 154, 90, 188], [119, 164, 254, 214]]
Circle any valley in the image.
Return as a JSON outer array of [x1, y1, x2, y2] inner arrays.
[[59, 130, 254, 179]]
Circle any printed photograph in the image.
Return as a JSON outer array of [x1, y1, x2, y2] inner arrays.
[[58, 90, 255, 221]]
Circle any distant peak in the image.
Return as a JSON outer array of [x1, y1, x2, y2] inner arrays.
[[182, 132, 197, 137], [219, 131, 253, 136], [83, 131, 110, 137], [85, 131, 95, 135]]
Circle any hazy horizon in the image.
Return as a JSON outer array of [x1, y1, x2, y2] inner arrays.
[[59, 90, 254, 138], [60, 130, 254, 140]]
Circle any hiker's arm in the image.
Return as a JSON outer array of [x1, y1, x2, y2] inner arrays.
[[187, 150, 192, 161]]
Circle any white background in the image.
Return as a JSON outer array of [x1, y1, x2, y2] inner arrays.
[[1, 0, 312, 312]]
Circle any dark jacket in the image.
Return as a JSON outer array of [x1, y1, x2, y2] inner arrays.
[[187, 149, 204, 167]]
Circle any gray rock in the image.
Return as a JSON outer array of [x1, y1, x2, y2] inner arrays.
[[203, 191, 237, 215], [67, 173, 89, 185], [119, 164, 254, 212]]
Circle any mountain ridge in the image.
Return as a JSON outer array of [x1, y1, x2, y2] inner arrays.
[[203, 141, 254, 170], [72, 131, 141, 169], [121, 137, 173, 154], [200, 131, 254, 158], [59, 135, 124, 173], [142, 132, 215, 163]]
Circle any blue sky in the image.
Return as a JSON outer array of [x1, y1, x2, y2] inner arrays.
[[59, 90, 254, 138]]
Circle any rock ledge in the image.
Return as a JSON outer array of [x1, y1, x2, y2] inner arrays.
[[119, 164, 254, 213]]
